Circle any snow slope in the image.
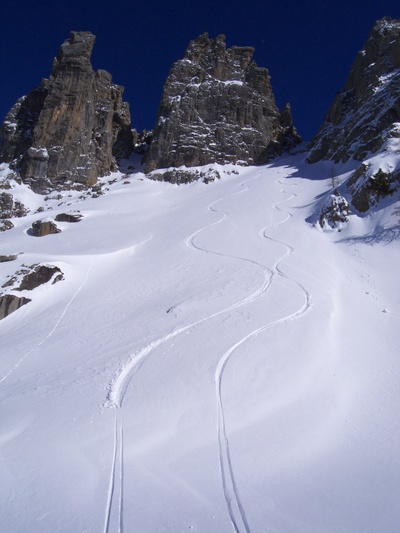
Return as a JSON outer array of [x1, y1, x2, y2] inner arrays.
[[1, 155, 399, 533]]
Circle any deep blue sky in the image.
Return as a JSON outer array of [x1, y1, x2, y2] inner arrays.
[[2, 0, 399, 141]]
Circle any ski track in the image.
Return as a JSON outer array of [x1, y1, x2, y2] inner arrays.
[[119, 419, 124, 533], [103, 173, 312, 532], [103, 410, 124, 533], [0, 266, 92, 384], [214, 180, 313, 533], [106, 172, 270, 409], [103, 414, 118, 533], [103, 173, 273, 530]]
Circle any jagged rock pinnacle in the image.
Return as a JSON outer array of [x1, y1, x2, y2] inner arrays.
[[144, 33, 301, 176], [307, 17, 400, 164], [0, 31, 133, 193]]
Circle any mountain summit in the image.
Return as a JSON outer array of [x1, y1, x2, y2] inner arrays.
[[144, 33, 301, 176], [307, 17, 400, 164], [307, 17, 400, 213], [0, 21, 400, 533], [0, 31, 132, 194]]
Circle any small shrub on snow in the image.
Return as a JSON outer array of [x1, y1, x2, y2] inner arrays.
[[319, 192, 350, 231]]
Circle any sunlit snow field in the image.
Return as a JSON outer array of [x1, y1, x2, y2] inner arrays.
[[1, 154, 399, 532]]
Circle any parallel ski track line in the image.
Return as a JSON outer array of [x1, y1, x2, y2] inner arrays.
[[103, 410, 125, 533], [119, 418, 124, 533], [106, 172, 272, 410], [0, 266, 92, 384], [103, 172, 288, 531], [103, 414, 119, 533], [103, 173, 311, 532], [214, 180, 313, 533]]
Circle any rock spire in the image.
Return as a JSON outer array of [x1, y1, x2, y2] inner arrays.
[[0, 31, 133, 193], [307, 17, 400, 164], [144, 33, 301, 175], [307, 17, 400, 213]]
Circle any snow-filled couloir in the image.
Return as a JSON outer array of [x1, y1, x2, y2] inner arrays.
[[1, 151, 399, 532]]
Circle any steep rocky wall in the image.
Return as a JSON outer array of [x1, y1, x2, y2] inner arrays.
[[0, 31, 133, 193], [307, 17, 400, 215], [307, 17, 400, 164], [0, 83, 49, 164], [144, 33, 301, 175]]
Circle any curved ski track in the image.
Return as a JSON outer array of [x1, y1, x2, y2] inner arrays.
[[214, 182, 312, 533], [0, 266, 92, 384], [103, 174, 312, 533]]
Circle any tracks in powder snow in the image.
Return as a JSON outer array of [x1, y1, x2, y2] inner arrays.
[[103, 176, 273, 532], [0, 266, 92, 384], [103, 411, 124, 533], [103, 174, 312, 532], [214, 182, 312, 533]]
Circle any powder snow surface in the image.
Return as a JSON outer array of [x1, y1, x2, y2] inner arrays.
[[1, 155, 399, 532]]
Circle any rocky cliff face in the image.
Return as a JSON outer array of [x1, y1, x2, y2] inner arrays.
[[307, 18, 400, 213], [144, 33, 301, 175], [307, 17, 400, 164], [0, 31, 133, 193]]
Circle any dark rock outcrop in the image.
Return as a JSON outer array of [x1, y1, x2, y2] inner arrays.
[[2, 264, 64, 290], [0, 294, 31, 320], [307, 17, 400, 164], [0, 31, 133, 193], [347, 164, 400, 212], [0, 264, 63, 319], [0, 192, 29, 232], [55, 212, 82, 223], [0, 220, 14, 232], [0, 254, 18, 262], [0, 84, 48, 165], [144, 33, 301, 175], [151, 167, 221, 184], [17, 265, 64, 291], [0, 192, 29, 218], [31, 219, 61, 236], [307, 17, 400, 214]]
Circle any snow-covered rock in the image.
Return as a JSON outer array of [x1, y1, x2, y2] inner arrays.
[[319, 191, 350, 230]]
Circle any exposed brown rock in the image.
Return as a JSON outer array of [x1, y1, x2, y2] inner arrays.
[[0, 31, 133, 193], [0, 254, 18, 263], [31, 219, 61, 236], [0, 191, 30, 218], [0, 192, 29, 232], [0, 83, 48, 166], [55, 212, 82, 223], [0, 220, 13, 232], [17, 265, 64, 291], [0, 294, 31, 320]]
